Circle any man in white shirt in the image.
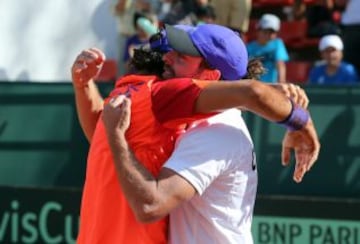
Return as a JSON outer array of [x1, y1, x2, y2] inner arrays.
[[165, 109, 256, 243]]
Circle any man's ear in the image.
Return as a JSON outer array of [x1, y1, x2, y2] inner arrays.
[[199, 69, 221, 80]]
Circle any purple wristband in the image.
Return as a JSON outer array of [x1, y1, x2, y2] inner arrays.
[[278, 100, 310, 131]]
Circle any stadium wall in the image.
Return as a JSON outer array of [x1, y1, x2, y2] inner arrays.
[[0, 0, 117, 82], [0, 82, 359, 243]]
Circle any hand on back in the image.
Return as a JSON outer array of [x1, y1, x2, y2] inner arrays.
[[272, 83, 309, 109]]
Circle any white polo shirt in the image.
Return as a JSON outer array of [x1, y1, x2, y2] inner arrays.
[[164, 109, 257, 244]]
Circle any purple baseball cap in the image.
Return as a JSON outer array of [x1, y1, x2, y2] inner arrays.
[[164, 24, 248, 80], [149, 24, 195, 53]]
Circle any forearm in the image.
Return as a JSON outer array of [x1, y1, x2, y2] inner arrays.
[[237, 81, 295, 122], [196, 79, 293, 122], [73, 80, 104, 142], [107, 131, 166, 222]]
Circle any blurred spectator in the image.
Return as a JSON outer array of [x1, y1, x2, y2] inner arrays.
[[156, 0, 214, 26], [194, 4, 216, 25], [246, 14, 289, 83], [112, 0, 136, 76], [123, 12, 158, 73], [283, 0, 307, 21], [307, 0, 341, 37], [113, 0, 155, 76], [157, 0, 197, 25], [210, 0, 251, 36], [341, 0, 360, 75], [308, 35, 359, 84]]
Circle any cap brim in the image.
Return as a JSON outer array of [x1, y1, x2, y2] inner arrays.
[[165, 24, 201, 57]]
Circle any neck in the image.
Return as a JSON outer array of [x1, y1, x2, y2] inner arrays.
[[326, 63, 340, 75]]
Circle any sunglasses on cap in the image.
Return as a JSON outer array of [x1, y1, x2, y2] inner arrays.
[[149, 28, 172, 53]]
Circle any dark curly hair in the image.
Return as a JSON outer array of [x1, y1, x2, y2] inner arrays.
[[243, 57, 266, 80], [128, 48, 165, 77]]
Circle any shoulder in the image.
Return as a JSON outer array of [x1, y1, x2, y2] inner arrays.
[[339, 62, 359, 81], [311, 63, 326, 72], [151, 78, 217, 96], [151, 78, 212, 126], [246, 41, 258, 50], [340, 62, 357, 72], [273, 38, 287, 50], [115, 74, 158, 87], [151, 78, 193, 92], [186, 110, 252, 148], [274, 38, 285, 44], [247, 41, 256, 47], [309, 63, 325, 81], [125, 35, 138, 43]]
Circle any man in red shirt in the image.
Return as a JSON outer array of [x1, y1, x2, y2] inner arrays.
[[72, 24, 319, 243]]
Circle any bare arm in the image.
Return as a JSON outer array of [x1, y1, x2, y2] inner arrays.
[[195, 79, 320, 182], [195, 79, 293, 121], [151, 78, 309, 124], [71, 48, 106, 141], [73, 81, 104, 141], [102, 97, 196, 223]]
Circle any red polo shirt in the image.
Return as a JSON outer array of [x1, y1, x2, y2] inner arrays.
[[77, 75, 216, 244]]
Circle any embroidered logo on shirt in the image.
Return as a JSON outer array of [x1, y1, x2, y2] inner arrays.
[[111, 82, 145, 98]]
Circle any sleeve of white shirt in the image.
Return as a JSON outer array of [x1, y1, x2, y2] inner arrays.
[[163, 111, 252, 195]]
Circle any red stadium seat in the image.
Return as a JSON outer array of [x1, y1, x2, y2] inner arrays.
[[303, 0, 317, 4], [244, 19, 258, 43], [253, 0, 294, 7], [279, 20, 319, 49], [286, 61, 312, 84], [279, 21, 307, 44], [96, 59, 118, 82]]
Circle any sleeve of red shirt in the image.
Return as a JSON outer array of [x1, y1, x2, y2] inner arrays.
[[151, 78, 217, 128]]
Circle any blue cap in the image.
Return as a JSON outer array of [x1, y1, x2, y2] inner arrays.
[[164, 24, 248, 80]]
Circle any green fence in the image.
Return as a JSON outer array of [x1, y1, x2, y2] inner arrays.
[[0, 83, 359, 197], [0, 82, 359, 243], [244, 86, 360, 198], [0, 82, 112, 188]]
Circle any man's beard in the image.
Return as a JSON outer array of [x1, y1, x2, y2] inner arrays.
[[162, 64, 175, 79]]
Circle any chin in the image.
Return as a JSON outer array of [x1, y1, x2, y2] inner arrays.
[[329, 61, 340, 67]]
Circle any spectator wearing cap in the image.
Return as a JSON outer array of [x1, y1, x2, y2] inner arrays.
[[194, 4, 216, 25], [246, 14, 289, 83], [112, 0, 158, 76], [123, 11, 158, 73], [308, 35, 359, 85]]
